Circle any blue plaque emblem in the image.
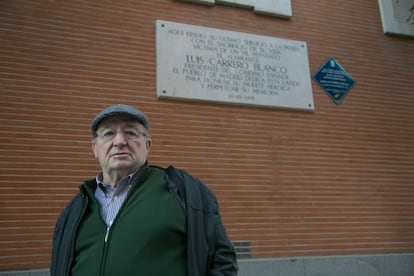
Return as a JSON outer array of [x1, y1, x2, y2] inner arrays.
[[313, 57, 355, 104]]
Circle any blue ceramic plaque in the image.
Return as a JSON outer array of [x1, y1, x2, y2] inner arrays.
[[313, 57, 355, 104]]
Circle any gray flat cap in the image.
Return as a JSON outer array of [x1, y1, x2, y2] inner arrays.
[[91, 104, 149, 135]]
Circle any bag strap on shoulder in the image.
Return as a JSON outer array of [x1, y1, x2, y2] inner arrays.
[[165, 165, 187, 204], [150, 165, 187, 205]]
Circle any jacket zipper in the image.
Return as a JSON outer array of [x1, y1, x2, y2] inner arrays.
[[99, 226, 111, 275], [97, 167, 150, 275], [104, 226, 110, 243], [98, 168, 146, 275]]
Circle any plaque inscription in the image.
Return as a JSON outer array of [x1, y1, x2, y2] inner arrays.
[[156, 20, 314, 111]]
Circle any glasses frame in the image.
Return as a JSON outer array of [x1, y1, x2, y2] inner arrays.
[[95, 128, 148, 143]]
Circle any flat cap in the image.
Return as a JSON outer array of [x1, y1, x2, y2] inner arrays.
[[91, 104, 149, 136]]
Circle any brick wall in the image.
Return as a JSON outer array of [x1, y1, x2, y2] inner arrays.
[[0, 0, 413, 271]]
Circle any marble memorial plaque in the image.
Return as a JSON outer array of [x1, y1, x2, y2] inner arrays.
[[156, 20, 314, 111]]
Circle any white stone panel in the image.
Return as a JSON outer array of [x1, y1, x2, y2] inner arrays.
[[182, 0, 292, 18], [378, 0, 414, 37], [156, 20, 314, 111]]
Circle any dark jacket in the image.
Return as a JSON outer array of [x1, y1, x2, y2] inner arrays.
[[50, 165, 238, 276]]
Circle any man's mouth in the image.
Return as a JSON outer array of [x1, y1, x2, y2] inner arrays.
[[111, 152, 129, 157]]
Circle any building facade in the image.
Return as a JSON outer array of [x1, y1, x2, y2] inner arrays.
[[0, 0, 413, 275]]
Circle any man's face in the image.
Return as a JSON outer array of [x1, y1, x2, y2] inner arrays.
[[92, 115, 151, 177]]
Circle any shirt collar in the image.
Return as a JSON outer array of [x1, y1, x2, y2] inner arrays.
[[95, 166, 144, 191]]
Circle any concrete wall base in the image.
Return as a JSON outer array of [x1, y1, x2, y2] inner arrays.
[[1, 253, 413, 276], [0, 269, 49, 276], [238, 253, 414, 276]]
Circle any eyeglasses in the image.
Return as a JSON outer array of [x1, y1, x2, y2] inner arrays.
[[96, 128, 148, 142]]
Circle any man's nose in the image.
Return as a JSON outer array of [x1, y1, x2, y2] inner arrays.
[[113, 132, 127, 145]]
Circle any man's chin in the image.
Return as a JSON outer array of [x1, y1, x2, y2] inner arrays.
[[109, 162, 134, 172]]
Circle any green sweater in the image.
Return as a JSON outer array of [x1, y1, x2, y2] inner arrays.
[[71, 167, 187, 276]]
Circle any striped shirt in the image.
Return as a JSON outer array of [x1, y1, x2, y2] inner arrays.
[[94, 168, 143, 227]]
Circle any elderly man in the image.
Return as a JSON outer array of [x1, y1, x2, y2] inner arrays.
[[50, 104, 238, 276]]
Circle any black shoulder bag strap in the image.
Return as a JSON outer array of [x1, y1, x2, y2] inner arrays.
[[165, 165, 187, 204], [150, 165, 187, 213]]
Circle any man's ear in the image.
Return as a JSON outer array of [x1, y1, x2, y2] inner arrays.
[[92, 141, 98, 159], [146, 139, 152, 152]]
